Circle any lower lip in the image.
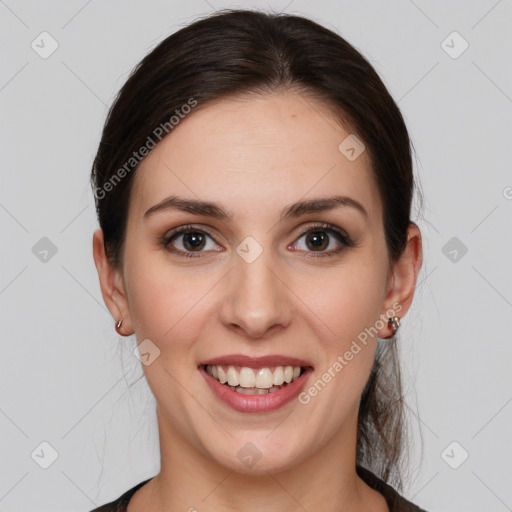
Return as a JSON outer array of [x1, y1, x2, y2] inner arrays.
[[199, 365, 313, 413]]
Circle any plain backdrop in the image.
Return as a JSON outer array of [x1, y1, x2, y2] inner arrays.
[[1, 1, 511, 511]]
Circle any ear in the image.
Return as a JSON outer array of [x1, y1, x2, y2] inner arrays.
[[378, 222, 423, 339], [92, 228, 133, 336]]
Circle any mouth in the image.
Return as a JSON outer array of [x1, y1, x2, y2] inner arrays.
[[198, 355, 313, 412]]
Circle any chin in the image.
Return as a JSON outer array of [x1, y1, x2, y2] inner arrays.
[[208, 433, 306, 476]]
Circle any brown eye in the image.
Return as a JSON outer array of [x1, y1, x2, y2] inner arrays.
[[180, 231, 206, 251], [304, 230, 329, 251], [290, 223, 354, 258], [162, 225, 221, 258]]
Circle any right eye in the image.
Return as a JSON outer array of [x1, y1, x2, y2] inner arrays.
[[161, 225, 223, 258]]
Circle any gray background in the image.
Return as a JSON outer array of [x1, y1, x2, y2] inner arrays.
[[1, 1, 511, 511]]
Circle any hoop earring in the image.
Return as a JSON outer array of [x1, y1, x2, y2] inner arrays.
[[388, 316, 401, 333]]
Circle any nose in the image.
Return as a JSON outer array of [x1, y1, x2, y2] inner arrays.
[[219, 245, 292, 339]]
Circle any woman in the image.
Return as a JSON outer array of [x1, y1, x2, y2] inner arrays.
[[90, 8, 425, 512]]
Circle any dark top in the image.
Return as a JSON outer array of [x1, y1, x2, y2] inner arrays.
[[89, 465, 428, 512]]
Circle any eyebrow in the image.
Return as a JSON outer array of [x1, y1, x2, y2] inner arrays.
[[143, 194, 368, 222]]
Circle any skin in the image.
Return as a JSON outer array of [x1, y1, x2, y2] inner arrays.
[[93, 90, 422, 512]]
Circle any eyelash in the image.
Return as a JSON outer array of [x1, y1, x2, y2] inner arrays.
[[160, 222, 355, 259]]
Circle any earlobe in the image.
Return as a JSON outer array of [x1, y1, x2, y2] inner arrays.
[[378, 223, 423, 339], [92, 229, 134, 336]]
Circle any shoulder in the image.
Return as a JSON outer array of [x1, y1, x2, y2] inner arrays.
[[88, 478, 153, 512], [356, 465, 429, 512]]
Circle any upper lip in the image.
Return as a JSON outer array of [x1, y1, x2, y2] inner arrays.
[[199, 354, 313, 369]]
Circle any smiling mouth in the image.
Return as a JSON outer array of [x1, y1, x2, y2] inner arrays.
[[202, 364, 310, 395]]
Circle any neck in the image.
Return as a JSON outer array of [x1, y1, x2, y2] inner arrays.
[[131, 406, 385, 512]]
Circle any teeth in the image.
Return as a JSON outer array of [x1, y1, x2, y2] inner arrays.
[[240, 367, 256, 387], [218, 366, 227, 384], [255, 368, 273, 388], [227, 366, 239, 386], [205, 364, 304, 389], [273, 366, 284, 385], [234, 385, 283, 395]]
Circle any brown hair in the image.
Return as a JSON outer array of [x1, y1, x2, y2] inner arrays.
[[91, 8, 421, 491]]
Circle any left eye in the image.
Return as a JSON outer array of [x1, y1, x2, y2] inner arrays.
[[290, 224, 353, 257]]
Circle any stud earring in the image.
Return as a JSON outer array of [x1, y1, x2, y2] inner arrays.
[[388, 316, 401, 333], [115, 319, 123, 332]]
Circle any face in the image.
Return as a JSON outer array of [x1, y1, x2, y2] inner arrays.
[[95, 91, 418, 475]]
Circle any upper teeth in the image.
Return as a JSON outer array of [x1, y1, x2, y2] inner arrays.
[[206, 365, 302, 389]]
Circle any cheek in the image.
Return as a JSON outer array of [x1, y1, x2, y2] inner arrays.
[[302, 257, 386, 344], [127, 271, 172, 337], [300, 264, 384, 412], [124, 249, 213, 345]]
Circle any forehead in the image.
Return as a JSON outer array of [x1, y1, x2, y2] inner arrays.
[[129, 91, 381, 223]]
